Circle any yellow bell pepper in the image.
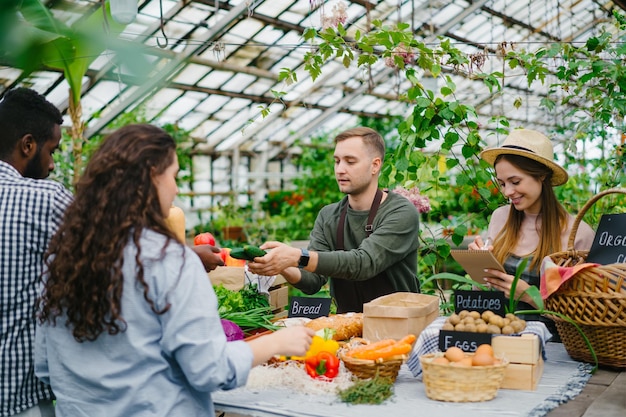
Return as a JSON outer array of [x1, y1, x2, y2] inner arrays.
[[281, 328, 339, 361]]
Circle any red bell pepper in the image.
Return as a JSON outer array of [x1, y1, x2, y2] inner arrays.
[[305, 351, 339, 380]]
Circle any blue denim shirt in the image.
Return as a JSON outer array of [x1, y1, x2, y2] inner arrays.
[[35, 230, 252, 416]]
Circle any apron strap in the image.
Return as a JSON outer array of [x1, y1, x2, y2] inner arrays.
[[336, 189, 383, 250]]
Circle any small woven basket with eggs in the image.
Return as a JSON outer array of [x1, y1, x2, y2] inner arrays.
[[419, 345, 509, 402]]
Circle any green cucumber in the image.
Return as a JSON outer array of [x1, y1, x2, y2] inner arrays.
[[229, 245, 266, 261], [244, 245, 266, 258], [229, 248, 248, 260]]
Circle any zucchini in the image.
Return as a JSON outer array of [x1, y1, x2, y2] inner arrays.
[[229, 245, 266, 261], [244, 244, 266, 258], [229, 248, 248, 260]]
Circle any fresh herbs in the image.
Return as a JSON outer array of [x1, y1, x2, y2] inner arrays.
[[214, 283, 270, 316], [213, 284, 276, 335], [338, 375, 394, 405], [219, 307, 279, 334]]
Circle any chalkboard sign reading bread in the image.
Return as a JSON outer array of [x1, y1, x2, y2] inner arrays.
[[586, 213, 626, 265], [450, 249, 506, 284]]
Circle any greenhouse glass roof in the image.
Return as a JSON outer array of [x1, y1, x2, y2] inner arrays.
[[1, 0, 620, 158]]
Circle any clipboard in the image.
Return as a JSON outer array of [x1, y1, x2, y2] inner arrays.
[[450, 249, 506, 284]]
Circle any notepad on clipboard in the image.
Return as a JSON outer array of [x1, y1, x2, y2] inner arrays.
[[450, 249, 506, 284]]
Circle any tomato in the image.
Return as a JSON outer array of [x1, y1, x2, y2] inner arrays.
[[194, 232, 216, 246], [219, 248, 229, 262]]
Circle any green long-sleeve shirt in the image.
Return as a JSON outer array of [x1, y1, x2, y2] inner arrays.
[[295, 191, 420, 313]]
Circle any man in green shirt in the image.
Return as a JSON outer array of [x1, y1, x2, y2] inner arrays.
[[249, 127, 420, 313]]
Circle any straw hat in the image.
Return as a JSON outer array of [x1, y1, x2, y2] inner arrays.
[[480, 129, 568, 186]]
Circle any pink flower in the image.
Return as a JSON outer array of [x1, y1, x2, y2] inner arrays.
[[393, 186, 431, 213], [321, 2, 348, 30], [384, 44, 416, 69]]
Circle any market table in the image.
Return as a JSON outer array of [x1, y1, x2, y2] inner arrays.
[[213, 341, 593, 417]]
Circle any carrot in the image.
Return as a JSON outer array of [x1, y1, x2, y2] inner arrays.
[[397, 334, 416, 346], [352, 342, 412, 360], [345, 339, 395, 357]]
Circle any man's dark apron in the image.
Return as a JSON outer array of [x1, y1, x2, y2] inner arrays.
[[332, 189, 394, 313]]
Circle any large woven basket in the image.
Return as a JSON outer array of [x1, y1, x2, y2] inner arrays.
[[545, 188, 626, 369], [419, 353, 508, 402], [339, 352, 405, 382]]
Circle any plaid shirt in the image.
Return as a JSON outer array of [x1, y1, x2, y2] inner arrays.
[[0, 161, 72, 416]]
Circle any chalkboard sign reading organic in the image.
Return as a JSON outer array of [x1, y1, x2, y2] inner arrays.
[[586, 214, 626, 265], [288, 297, 331, 319], [454, 290, 506, 316]]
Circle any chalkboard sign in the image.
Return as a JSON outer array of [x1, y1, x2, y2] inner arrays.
[[586, 213, 626, 265], [288, 296, 331, 318], [454, 290, 506, 316], [439, 330, 492, 352]]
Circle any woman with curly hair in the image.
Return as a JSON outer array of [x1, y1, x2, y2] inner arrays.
[[35, 124, 313, 416]]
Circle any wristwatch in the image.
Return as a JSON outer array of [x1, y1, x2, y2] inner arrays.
[[298, 248, 310, 269]]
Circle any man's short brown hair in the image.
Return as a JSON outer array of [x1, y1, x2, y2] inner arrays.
[[334, 127, 385, 161]]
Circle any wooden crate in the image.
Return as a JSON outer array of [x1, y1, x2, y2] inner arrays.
[[492, 333, 541, 364], [492, 334, 543, 391], [269, 285, 289, 312], [499, 357, 544, 390]]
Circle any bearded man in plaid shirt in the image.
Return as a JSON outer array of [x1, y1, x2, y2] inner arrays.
[[0, 88, 72, 417]]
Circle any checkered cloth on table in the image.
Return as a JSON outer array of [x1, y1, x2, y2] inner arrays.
[[406, 316, 552, 378]]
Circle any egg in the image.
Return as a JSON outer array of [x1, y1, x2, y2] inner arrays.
[[474, 344, 494, 357], [472, 352, 495, 366], [444, 346, 465, 362], [453, 357, 474, 367], [432, 357, 450, 365]]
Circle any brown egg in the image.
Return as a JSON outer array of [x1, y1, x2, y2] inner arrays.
[[472, 352, 495, 366], [444, 346, 465, 362], [432, 357, 450, 365], [474, 344, 494, 357], [453, 357, 473, 367]]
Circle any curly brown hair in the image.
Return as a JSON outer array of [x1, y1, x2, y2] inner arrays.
[[39, 124, 182, 342]]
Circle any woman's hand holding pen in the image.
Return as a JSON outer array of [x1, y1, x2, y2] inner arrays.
[[468, 236, 493, 251]]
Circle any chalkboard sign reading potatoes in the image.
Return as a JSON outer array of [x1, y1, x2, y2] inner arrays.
[[288, 296, 331, 319], [454, 290, 506, 316], [586, 213, 626, 265]]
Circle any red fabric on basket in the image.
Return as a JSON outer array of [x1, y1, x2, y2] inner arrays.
[[540, 257, 599, 299]]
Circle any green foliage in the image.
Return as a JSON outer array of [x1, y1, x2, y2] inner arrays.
[[50, 107, 194, 192], [296, 12, 626, 291], [1, 1, 148, 105], [213, 283, 270, 316]]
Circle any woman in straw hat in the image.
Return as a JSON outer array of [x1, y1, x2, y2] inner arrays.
[[468, 129, 595, 334]]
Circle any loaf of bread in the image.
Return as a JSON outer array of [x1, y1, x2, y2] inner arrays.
[[305, 312, 363, 340]]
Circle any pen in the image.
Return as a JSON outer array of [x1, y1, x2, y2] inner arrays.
[[482, 238, 491, 250]]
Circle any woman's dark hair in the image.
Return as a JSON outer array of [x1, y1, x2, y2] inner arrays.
[[39, 124, 180, 341]]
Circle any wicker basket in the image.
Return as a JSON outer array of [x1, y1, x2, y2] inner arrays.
[[419, 353, 508, 402], [339, 352, 406, 382], [545, 188, 626, 369]]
